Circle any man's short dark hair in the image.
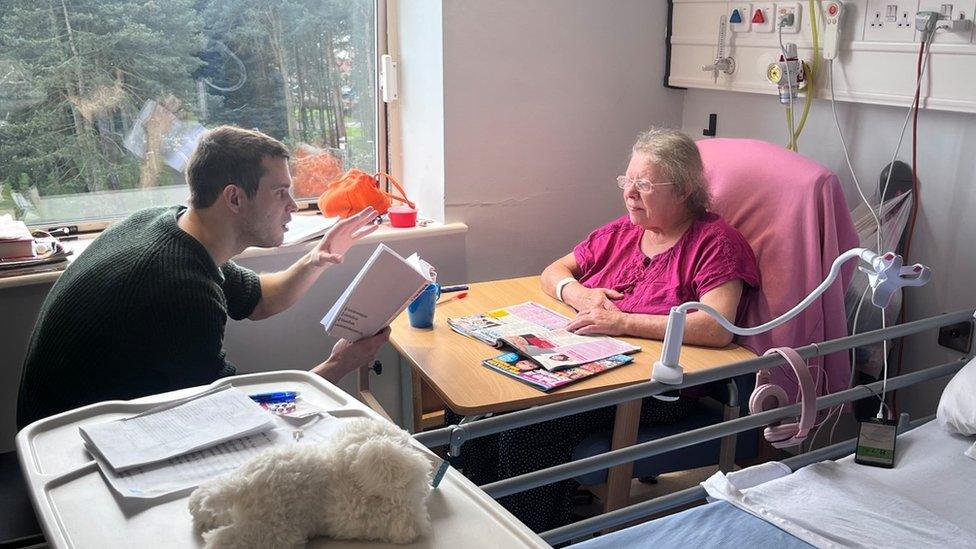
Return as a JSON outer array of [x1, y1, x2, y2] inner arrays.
[[185, 126, 290, 208]]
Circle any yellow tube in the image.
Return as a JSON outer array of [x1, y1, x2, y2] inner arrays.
[[791, 0, 821, 150]]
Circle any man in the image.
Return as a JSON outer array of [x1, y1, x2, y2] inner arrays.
[[17, 126, 389, 428]]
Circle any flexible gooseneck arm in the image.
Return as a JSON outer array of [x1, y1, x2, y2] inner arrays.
[[652, 248, 930, 384]]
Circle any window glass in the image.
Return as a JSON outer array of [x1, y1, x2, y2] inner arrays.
[[0, 0, 377, 226]]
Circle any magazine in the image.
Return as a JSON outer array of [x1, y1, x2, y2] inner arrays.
[[448, 301, 639, 371], [482, 352, 633, 392]]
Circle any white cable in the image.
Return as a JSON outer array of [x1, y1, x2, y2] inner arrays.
[[828, 32, 935, 419], [829, 60, 881, 240], [779, 20, 796, 150], [849, 285, 870, 385], [829, 60, 888, 415], [875, 33, 934, 418]]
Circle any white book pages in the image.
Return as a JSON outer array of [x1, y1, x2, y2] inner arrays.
[[93, 414, 345, 501], [321, 243, 432, 341], [79, 386, 274, 472]]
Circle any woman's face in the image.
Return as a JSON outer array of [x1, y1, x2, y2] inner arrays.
[[622, 153, 689, 232]]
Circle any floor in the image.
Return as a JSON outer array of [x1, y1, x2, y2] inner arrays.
[[573, 465, 719, 521]]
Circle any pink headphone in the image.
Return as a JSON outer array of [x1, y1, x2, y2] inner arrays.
[[748, 347, 818, 449]]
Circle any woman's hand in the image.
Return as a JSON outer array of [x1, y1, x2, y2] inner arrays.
[[564, 285, 623, 312], [309, 207, 379, 267], [565, 309, 629, 336]]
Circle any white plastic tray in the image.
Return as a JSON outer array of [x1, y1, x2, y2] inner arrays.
[[16, 370, 549, 548]]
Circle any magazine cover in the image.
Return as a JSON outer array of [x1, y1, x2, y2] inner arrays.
[[499, 330, 637, 371], [482, 352, 633, 392], [448, 301, 639, 370]]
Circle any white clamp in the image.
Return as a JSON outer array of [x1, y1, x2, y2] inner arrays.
[[861, 252, 931, 308]]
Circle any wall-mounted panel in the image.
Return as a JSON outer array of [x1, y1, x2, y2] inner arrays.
[[669, 0, 976, 113]]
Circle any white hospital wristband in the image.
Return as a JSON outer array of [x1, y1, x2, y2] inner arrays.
[[555, 277, 578, 302]]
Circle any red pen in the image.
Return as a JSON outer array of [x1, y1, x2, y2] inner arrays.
[[437, 292, 467, 305]]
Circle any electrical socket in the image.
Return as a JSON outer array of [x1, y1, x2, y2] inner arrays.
[[864, 1, 919, 42], [776, 2, 802, 33], [938, 320, 974, 353], [916, 0, 976, 42]]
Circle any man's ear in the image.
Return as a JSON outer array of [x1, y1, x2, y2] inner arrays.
[[220, 184, 244, 213]]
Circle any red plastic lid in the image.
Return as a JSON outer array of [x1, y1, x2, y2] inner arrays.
[[388, 205, 417, 228]]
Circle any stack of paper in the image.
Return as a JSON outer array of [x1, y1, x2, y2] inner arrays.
[[98, 415, 345, 501], [321, 243, 434, 341], [80, 386, 274, 471], [77, 386, 348, 501], [0, 214, 35, 259]]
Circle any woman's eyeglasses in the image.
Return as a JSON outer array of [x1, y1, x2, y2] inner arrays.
[[615, 176, 676, 193]]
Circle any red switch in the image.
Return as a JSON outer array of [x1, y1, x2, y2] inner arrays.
[[752, 8, 766, 24], [827, 4, 839, 16]]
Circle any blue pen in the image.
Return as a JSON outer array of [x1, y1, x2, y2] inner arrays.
[[249, 391, 298, 404]]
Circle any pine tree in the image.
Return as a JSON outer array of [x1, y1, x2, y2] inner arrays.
[[0, 0, 203, 198]]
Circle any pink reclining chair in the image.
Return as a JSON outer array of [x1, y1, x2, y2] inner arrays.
[[571, 139, 858, 497], [700, 138, 859, 400]]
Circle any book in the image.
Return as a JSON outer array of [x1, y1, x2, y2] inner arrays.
[[320, 243, 434, 341], [0, 215, 34, 259], [483, 351, 633, 392], [448, 301, 639, 371]]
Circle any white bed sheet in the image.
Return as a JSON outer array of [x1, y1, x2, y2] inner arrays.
[[703, 420, 976, 548]]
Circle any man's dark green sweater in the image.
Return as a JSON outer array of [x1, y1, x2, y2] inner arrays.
[[17, 206, 262, 428]]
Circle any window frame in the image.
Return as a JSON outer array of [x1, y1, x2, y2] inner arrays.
[[16, 0, 392, 234]]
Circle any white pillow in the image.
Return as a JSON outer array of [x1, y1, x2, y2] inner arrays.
[[937, 356, 976, 435]]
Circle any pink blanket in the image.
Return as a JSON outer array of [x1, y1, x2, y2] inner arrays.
[[699, 139, 858, 399]]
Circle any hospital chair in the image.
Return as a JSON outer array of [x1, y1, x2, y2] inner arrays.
[[572, 138, 857, 500]]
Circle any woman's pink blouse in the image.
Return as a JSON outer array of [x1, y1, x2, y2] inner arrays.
[[573, 213, 761, 320]]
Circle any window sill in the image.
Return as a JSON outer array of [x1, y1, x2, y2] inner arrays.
[[0, 218, 467, 291]]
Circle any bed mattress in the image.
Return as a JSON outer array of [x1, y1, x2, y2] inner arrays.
[[571, 420, 975, 548]]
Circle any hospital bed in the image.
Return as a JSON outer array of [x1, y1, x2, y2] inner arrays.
[[568, 415, 974, 548], [15, 310, 974, 547], [412, 308, 976, 548]]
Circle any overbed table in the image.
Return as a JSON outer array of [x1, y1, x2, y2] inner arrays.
[[384, 276, 755, 512]]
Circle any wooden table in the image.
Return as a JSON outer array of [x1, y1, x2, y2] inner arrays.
[[385, 275, 756, 512]]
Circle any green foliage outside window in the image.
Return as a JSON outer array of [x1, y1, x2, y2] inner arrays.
[[0, 0, 377, 224]]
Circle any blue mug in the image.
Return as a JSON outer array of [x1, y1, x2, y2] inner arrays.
[[408, 283, 441, 328]]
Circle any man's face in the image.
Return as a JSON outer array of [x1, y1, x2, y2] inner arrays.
[[238, 156, 297, 248]]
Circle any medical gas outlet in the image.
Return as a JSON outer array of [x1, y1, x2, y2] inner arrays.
[[702, 15, 736, 77], [766, 43, 805, 104]]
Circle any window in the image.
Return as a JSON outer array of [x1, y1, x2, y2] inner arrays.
[[0, 0, 382, 228]]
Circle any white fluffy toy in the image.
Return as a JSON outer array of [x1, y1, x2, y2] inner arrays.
[[188, 417, 434, 548]]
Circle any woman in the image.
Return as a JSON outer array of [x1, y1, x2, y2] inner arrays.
[[457, 128, 760, 533], [543, 127, 759, 343]]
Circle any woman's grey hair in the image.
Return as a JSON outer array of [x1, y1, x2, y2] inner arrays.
[[632, 128, 710, 217]]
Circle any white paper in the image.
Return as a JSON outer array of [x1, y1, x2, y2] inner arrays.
[[94, 414, 345, 501], [79, 386, 274, 472], [0, 214, 32, 241], [281, 214, 339, 247], [321, 243, 433, 341]]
